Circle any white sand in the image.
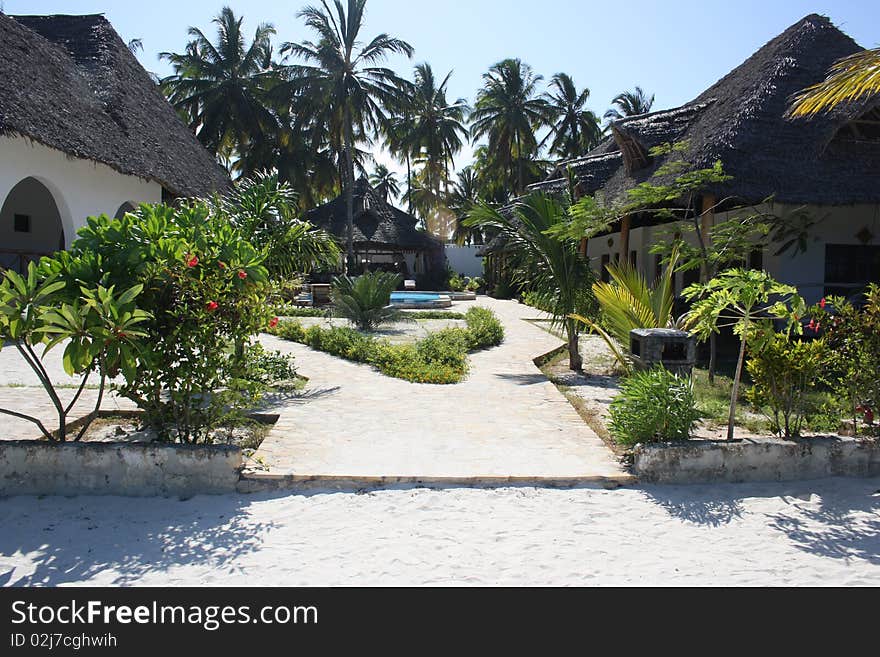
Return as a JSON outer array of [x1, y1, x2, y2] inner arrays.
[[2, 477, 879, 586]]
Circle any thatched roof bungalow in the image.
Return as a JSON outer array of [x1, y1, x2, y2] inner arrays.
[[513, 14, 880, 303], [306, 177, 444, 279], [0, 13, 229, 271]]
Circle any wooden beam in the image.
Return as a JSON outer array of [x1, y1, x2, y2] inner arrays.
[[620, 214, 631, 264], [578, 237, 588, 257], [700, 194, 717, 281]]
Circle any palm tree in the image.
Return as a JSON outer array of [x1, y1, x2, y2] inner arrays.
[[788, 48, 880, 116], [449, 167, 484, 245], [604, 86, 655, 121], [280, 0, 413, 271], [160, 7, 279, 160], [542, 73, 602, 159], [369, 164, 401, 201], [465, 193, 596, 370], [470, 59, 547, 195]]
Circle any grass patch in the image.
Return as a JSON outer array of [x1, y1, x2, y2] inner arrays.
[[273, 305, 332, 318], [269, 306, 504, 384], [404, 310, 466, 320]]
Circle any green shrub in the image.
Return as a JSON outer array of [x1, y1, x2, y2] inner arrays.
[[609, 367, 700, 446], [746, 332, 827, 438], [448, 273, 467, 292], [44, 202, 273, 444], [245, 343, 297, 385], [332, 271, 412, 331], [268, 308, 504, 384], [407, 310, 466, 320], [273, 305, 331, 318], [466, 277, 485, 293], [463, 306, 505, 349]]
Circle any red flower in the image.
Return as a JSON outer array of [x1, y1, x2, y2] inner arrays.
[[269, 317, 279, 329], [218, 262, 227, 270], [807, 319, 817, 332], [186, 254, 199, 268], [206, 301, 219, 312], [238, 270, 248, 280], [819, 298, 827, 310]]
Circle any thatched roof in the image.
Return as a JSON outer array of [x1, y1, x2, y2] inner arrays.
[[0, 13, 229, 198], [530, 14, 880, 207], [306, 178, 442, 252]]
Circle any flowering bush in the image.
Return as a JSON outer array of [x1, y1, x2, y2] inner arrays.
[[810, 285, 880, 436], [44, 202, 273, 443]]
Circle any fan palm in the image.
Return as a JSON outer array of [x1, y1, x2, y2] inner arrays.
[[331, 272, 411, 331], [465, 193, 596, 370], [788, 48, 880, 116], [604, 86, 655, 121], [470, 59, 548, 195], [280, 0, 414, 271], [542, 73, 603, 159], [369, 164, 401, 201], [160, 7, 279, 159]]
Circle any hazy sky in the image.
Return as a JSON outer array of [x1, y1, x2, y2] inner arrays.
[[7, 0, 880, 178]]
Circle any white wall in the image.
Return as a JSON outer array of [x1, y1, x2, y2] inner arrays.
[[585, 203, 880, 303], [444, 244, 484, 277], [0, 135, 162, 249]]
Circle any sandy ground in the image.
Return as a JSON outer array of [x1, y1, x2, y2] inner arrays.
[[2, 477, 879, 586]]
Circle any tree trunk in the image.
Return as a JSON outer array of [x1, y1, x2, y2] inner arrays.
[[406, 152, 413, 215], [727, 336, 747, 441], [343, 109, 355, 274], [708, 333, 717, 385], [567, 318, 583, 371], [515, 132, 524, 195]]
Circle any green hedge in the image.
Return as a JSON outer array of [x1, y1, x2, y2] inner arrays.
[[270, 307, 504, 384]]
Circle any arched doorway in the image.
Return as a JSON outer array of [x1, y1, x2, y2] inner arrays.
[[114, 201, 136, 219], [0, 177, 65, 273]]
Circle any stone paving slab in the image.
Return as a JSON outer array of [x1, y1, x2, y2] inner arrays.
[[253, 298, 626, 482]]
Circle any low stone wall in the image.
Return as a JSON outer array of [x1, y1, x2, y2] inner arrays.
[[0, 441, 242, 497], [634, 437, 880, 484]]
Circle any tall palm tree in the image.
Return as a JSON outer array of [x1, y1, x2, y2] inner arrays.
[[542, 73, 603, 159], [369, 164, 400, 201], [466, 193, 596, 370], [280, 0, 413, 271], [160, 7, 279, 160], [450, 166, 484, 245], [604, 86, 655, 121], [470, 59, 547, 195], [788, 48, 880, 116], [407, 64, 470, 201]]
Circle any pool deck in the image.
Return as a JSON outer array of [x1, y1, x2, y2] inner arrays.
[[250, 297, 629, 488]]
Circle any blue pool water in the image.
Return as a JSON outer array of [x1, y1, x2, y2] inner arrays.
[[390, 292, 441, 304]]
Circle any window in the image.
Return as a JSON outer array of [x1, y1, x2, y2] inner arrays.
[[748, 249, 763, 271], [13, 214, 30, 233], [630, 250, 637, 267], [601, 254, 611, 283], [682, 267, 700, 290], [825, 244, 880, 296], [654, 254, 663, 281]]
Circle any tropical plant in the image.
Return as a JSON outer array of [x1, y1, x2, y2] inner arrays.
[[609, 366, 700, 447], [211, 171, 340, 278], [160, 7, 279, 160], [281, 0, 414, 270], [0, 265, 149, 442], [571, 248, 680, 372], [48, 203, 274, 443], [746, 331, 827, 438], [811, 285, 880, 436], [683, 269, 803, 441], [541, 73, 603, 158], [604, 86, 654, 121], [331, 271, 411, 331], [369, 164, 401, 201], [465, 193, 596, 370], [470, 58, 548, 195], [788, 48, 880, 117]]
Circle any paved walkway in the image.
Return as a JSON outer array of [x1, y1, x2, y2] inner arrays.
[[253, 298, 626, 482]]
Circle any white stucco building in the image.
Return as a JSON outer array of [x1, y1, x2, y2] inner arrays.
[[0, 13, 229, 272], [484, 15, 880, 305]]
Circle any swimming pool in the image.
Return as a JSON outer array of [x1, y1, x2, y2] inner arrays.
[[390, 292, 452, 309]]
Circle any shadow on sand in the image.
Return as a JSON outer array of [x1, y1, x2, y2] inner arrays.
[[642, 479, 880, 563]]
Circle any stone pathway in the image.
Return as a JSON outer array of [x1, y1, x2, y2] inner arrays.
[[253, 297, 627, 482]]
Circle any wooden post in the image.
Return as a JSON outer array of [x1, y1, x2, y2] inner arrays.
[[578, 238, 588, 257], [620, 214, 631, 263], [700, 195, 716, 280]]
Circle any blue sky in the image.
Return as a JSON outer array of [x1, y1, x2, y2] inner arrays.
[[6, 0, 880, 177]]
